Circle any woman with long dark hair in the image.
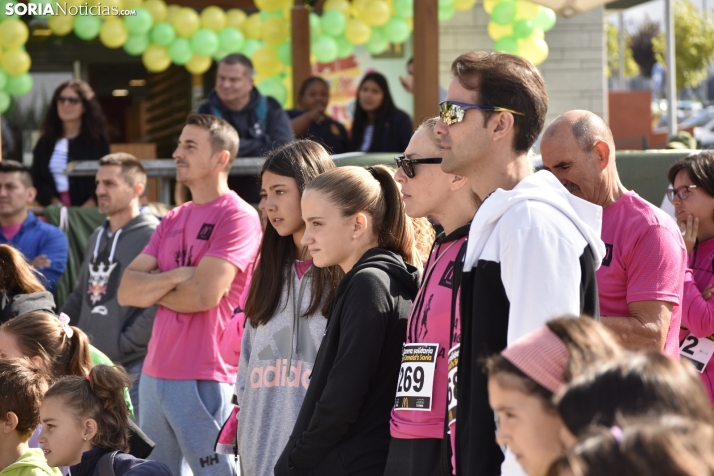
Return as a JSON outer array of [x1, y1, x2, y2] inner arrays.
[[31, 79, 110, 207], [216, 140, 341, 476], [0, 244, 55, 323], [349, 72, 413, 153]]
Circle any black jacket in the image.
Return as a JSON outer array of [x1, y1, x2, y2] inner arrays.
[[275, 248, 419, 476], [349, 109, 413, 154], [69, 447, 172, 476], [0, 290, 55, 323], [32, 135, 110, 206], [197, 88, 294, 157]]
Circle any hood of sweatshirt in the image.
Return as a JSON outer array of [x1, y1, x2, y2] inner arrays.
[[0, 290, 55, 322], [464, 170, 605, 269], [336, 247, 420, 301], [91, 213, 160, 262], [1, 448, 60, 475]]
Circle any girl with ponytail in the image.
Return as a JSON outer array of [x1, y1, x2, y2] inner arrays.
[[37, 365, 171, 475], [274, 165, 420, 476]]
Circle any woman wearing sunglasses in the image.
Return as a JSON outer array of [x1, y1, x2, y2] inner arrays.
[[668, 151, 714, 404], [348, 72, 413, 154], [386, 117, 480, 476], [31, 80, 110, 207]]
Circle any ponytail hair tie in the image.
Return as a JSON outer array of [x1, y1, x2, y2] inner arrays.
[[85, 374, 91, 381], [58, 313, 74, 339], [366, 166, 378, 179]]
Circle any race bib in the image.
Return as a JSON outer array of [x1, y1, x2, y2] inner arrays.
[[394, 343, 439, 411], [680, 333, 714, 373], [447, 344, 459, 425]]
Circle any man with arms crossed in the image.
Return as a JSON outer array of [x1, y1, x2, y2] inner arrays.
[[434, 52, 605, 476], [540, 110, 685, 356], [118, 114, 262, 476]]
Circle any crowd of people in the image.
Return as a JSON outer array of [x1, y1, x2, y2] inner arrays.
[[1, 49, 714, 476]]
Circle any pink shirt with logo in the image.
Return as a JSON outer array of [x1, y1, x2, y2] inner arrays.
[[390, 234, 465, 441], [142, 192, 261, 383], [598, 191, 685, 357]]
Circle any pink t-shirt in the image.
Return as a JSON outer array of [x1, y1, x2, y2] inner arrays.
[[598, 191, 685, 357], [1, 223, 22, 241], [391, 235, 465, 440], [142, 192, 261, 383]]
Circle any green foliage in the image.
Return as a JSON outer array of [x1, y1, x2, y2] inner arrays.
[[605, 21, 638, 79], [652, 0, 714, 90]]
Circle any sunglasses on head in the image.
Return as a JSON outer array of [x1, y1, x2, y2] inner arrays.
[[438, 100, 524, 126], [58, 96, 81, 105], [394, 156, 442, 178]]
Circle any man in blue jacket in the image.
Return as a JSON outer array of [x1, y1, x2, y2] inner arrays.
[[0, 161, 68, 293]]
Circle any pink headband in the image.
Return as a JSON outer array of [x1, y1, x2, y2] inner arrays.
[[501, 326, 569, 393]]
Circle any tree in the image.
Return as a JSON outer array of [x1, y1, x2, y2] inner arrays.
[[629, 20, 659, 78], [652, 0, 714, 90], [606, 22, 638, 79]]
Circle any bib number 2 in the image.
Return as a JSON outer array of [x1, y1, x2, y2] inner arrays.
[[680, 333, 714, 373], [394, 343, 439, 411]]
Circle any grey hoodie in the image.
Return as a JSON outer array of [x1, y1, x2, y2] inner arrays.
[[61, 213, 159, 368], [235, 265, 327, 476], [0, 290, 55, 323]]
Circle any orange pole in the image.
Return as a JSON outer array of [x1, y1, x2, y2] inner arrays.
[[413, 0, 440, 128], [292, 3, 311, 103]]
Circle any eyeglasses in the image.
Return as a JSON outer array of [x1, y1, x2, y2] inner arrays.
[[58, 96, 81, 105], [394, 156, 442, 178], [438, 100, 524, 126], [666, 184, 697, 202]]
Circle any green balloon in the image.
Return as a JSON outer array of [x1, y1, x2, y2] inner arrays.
[[320, 10, 346, 37], [150, 22, 176, 46], [0, 91, 10, 113], [494, 35, 518, 54], [0, 0, 17, 19], [6, 72, 32, 96], [439, 0, 454, 6], [213, 48, 229, 61], [532, 7, 556, 31], [309, 12, 321, 38], [365, 28, 388, 55], [277, 41, 291, 66], [513, 19, 534, 38], [218, 27, 244, 53], [124, 7, 153, 36], [0, 69, 7, 90], [335, 35, 353, 58], [393, 0, 413, 18], [312, 35, 338, 63], [123, 34, 149, 56], [190, 28, 218, 56], [438, 5, 455, 21], [491, 0, 517, 25], [73, 15, 101, 40], [260, 9, 283, 20], [240, 38, 261, 57], [384, 17, 410, 43], [257, 77, 286, 106], [168, 37, 192, 65]]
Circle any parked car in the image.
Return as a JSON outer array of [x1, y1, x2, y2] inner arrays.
[[694, 116, 714, 147], [680, 106, 714, 129]]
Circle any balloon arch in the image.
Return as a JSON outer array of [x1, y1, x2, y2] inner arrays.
[[0, 0, 555, 113]]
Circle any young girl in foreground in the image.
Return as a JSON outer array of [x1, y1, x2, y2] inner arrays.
[[38, 365, 171, 476], [274, 165, 420, 476]]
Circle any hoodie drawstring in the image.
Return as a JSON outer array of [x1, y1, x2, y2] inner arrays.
[[288, 267, 311, 368], [92, 227, 123, 264]]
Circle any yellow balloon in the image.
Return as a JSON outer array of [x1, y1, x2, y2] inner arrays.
[[515, 0, 540, 19], [166, 4, 180, 23], [530, 28, 544, 39], [517, 37, 548, 65], [487, 21, 513, 40], [185, 54, 212, 74], [144, 0, 168, 22], [242, 13, 263, 39], [142, 44, 171, 72], [483, 0, 502, 14], [99, 17, 128, 48], [2, 49, 31, 76], [0, 20, 28, 49], [123, 0, 142, 9], [255, 0, 282, 12], [352, 0, 371, 19], [252, 46, 282, 76], [98, 0, 123, 18], [48, 14, 74, 36], [345, 18, 371, 45], [171, 7, 199, 38], [454, 0, 477, 10], [364, 0, 390, 26], [261, 17, 288, 46], [323, 0, 350, 16], [200, 6, 226, 31], [226, 9, 247, 29]]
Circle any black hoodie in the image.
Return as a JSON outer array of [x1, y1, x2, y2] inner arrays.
[[275, 248, 420, 476], [0, 290, 55, 324], [69, 446, 172, 476]]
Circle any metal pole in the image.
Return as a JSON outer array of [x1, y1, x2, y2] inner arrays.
[[665, 0, 677, 137], [618, 12, 625, 90]]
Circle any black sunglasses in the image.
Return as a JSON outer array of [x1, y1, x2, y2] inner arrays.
[[58, 95, 81, 105], [394, 156, 442, 178]]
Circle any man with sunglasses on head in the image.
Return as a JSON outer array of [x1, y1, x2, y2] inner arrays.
[[540, 110, 685, 359], [434, 52, 606, 476]]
